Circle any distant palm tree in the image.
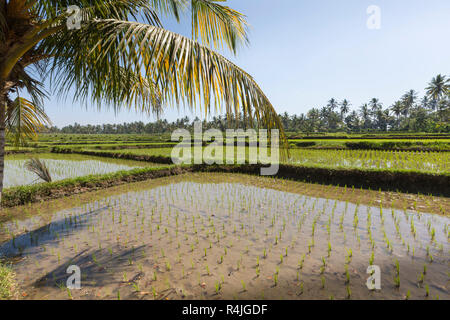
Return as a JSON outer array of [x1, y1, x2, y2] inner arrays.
[[421, 96, 431, 110], [401, 90, 418, 116], [391, 101, 403, 129], [401, 90, 418, 129], [327, 98, 338, 112], [0, 0, 286, 204], [369, 98, 382, 114], [340, 99, 350, 119], [426, 74, 450, 102], [426, 74, 450, 121], [359, 104, 371, 129]]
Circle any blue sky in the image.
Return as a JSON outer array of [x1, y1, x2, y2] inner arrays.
[[40, 0, 450, 127]]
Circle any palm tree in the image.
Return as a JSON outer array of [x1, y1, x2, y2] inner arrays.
[[391, 101, 403, 130], [359, 104, 371, 130], [426, 74, 450, 121], [369, 98, 382, 114], [340, 99, 350, 119], [0, 0, 287, 203], [421, 96, 431, 110], [426, 74, 450, 102], [327, 98, 338, 112], [401, 90, 418, 128]]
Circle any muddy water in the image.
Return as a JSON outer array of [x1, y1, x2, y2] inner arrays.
[[0, 174, 448, 300]]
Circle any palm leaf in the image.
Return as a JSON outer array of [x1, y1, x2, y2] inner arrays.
[[25, 157, 52, 183], [44, 19, 287, 150], [191, 0, 249, 53], [32, 0, 161, 24], [6, 97, 51, 146]]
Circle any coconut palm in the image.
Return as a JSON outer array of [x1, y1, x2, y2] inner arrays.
[[426, 74, 449, 102], [421, 96, 431, 110], [340, 99, 350, 119], [369, 98, 382, 114], [391, 101, 403, 130], [359, 104, 371, 130], [327, 98, 338, 112], [0, 0, 287, 203], [401, 90, 418, 129]]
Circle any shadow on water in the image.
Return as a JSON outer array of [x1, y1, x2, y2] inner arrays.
[[33, 245, 146, 290], [0, 206, 110, 258]]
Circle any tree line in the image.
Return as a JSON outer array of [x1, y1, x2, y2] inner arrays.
[[48, 74, 449, 134]]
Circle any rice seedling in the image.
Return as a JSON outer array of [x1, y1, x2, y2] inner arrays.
[[215, 281, 221, 294], [346, 285, 351, 299], [298, 254, 305, 270], [345, 265, 350, 284], [66, 287, 73, 300]]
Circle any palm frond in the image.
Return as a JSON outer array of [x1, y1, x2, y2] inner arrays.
[[6, 97, 51, 146], [149, 0, 187, 21], [44, 19, 287, 151], [25, 157, 52, 183], [32, 0, 161, 25], [14, 69, 48, 108], [191, 0, 249, 53]]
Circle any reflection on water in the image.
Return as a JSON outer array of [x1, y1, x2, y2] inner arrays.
[[0, 179, 448, 300], [4, 158, 142, 188]]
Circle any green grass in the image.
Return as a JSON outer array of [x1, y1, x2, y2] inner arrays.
[[0, 262, 17, 300]]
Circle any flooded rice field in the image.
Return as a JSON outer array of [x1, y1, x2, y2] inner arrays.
[[4, 154, 153, 188], [0, 173, 448, 300]]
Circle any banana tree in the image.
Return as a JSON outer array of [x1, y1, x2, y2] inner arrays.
[[0, 0, 286, 204]]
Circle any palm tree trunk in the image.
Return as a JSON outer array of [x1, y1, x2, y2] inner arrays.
[[0, 89, 6, 207]]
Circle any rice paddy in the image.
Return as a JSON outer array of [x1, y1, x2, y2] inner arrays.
[[0, 173, 448, 300], [287, 149, 449, 173], [89, 147, 449, 173], [4, 154, 154, 188]]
